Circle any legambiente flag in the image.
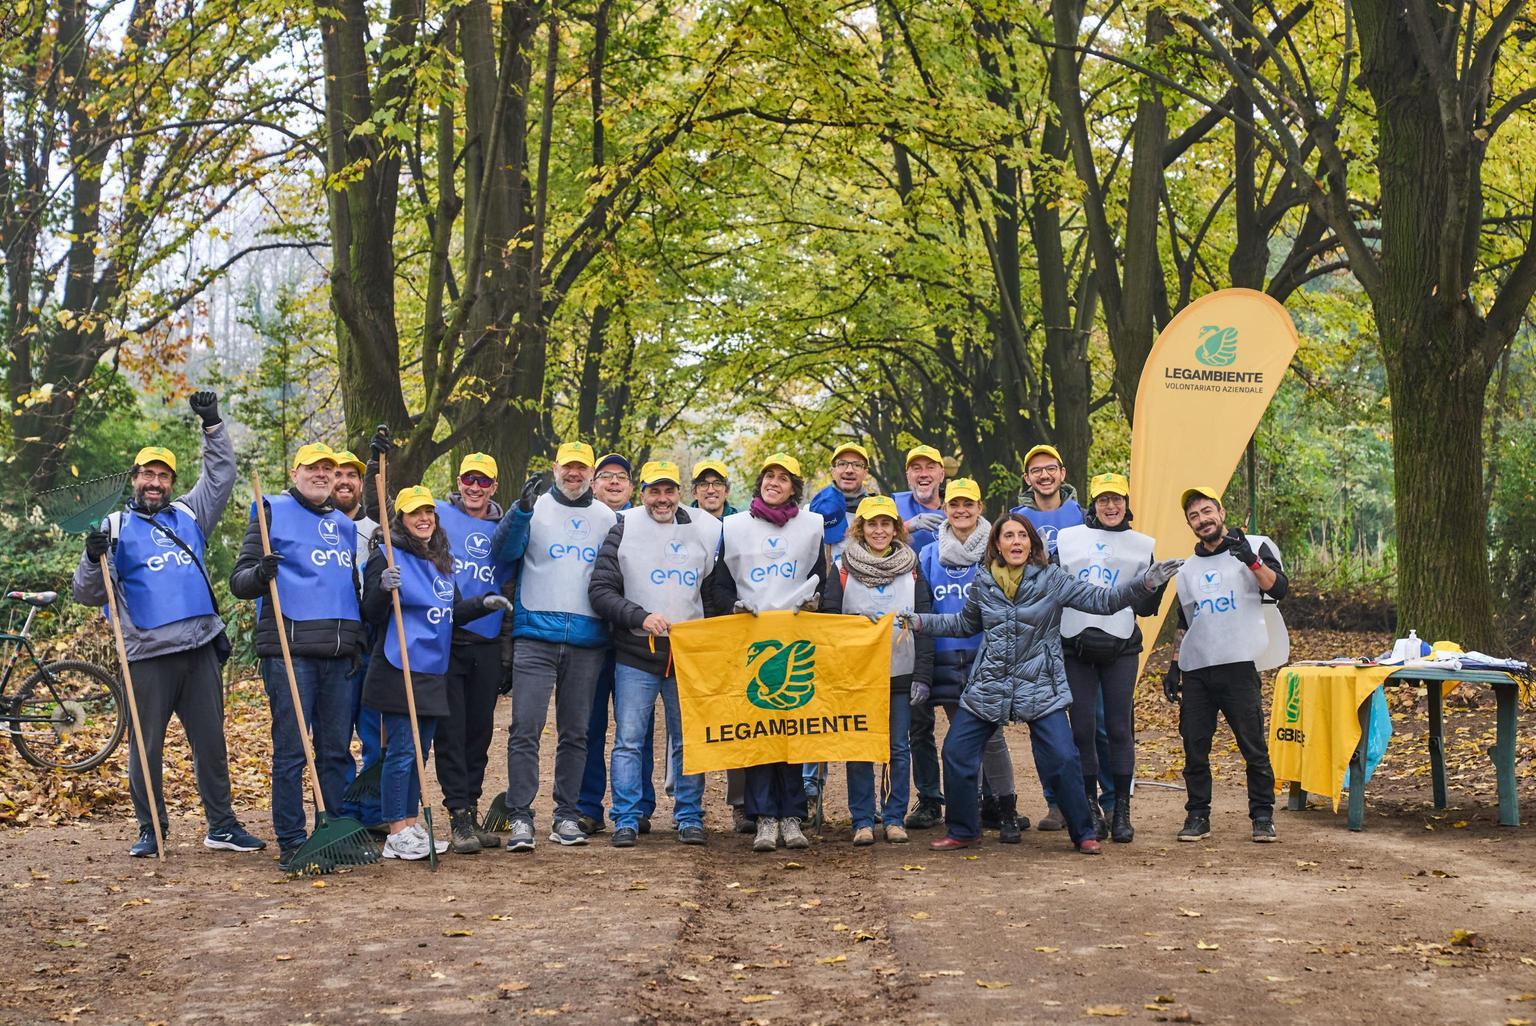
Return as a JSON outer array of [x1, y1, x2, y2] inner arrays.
[[671, 611, 892, 774]]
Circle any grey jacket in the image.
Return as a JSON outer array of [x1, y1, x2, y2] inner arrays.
[[923, 561, 1149, 725], [70, 423, 236, 661]]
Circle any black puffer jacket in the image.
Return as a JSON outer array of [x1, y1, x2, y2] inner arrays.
[[229, 489, 364, 660], [588, 509, 709, 675]]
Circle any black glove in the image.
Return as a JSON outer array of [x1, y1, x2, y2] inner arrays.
[[518, 472, 552, 513], [188, 390, 220, 427], [1163, 663, 1183, 704], [1225, 527, 1257, 567], [85, 528, 111, 562], [368, 424, 393, 457], [256, 552, 282, 583], [498, 668, 515, 696]]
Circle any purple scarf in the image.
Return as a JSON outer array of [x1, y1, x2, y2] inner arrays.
[[750, 496, 799, 527]]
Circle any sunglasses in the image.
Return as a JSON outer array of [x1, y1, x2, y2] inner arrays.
[[459, 473, 495, 488]]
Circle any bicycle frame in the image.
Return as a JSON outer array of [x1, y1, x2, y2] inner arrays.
[[0, 604, 57, 722]]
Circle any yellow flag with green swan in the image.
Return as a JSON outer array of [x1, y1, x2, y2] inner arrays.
[[671, 611, 892, 774]]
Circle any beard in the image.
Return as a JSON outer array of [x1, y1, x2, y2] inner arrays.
[[133, 486, 169, 515]]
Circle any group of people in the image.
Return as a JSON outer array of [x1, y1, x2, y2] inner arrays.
[[71, 390, 1289, 866]]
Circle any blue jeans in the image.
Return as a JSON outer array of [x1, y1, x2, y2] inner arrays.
[[577, 652, 656, 822], [338, 641, 382, 826], [1039, 691, 1115, 806], [847, 691, 910, 828], [378, 711, 438, 823], [946, 707, 1093, 843], [802, 762, 825, 795], [261, 655, 355, 851], [611, 663, 703, 830]]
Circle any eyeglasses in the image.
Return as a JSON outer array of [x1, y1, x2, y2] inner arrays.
[[1027, 464, 1064, 477], [459, 473, 494, 488], [595, 471, 630, 483], [694, 478, 726, 489], [833, 459, 868, 470]]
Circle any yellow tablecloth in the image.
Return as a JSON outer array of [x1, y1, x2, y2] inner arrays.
[[1268, 665, 1397, 809]]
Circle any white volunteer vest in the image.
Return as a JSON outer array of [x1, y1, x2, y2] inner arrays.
[[519, 493, 617, 617], [1246, 534, 1289, 670], [722, 510, 824, 610], [616, 508, 721, 634], [1057, 525, 1156, 640], [841, 570, 916, 677], [1177, 550, 1268, 670]]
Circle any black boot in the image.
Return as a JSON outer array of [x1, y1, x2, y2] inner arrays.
[[448, 808, 482, 854], [997, 794, 1021, 844], [1111, 794, 1134, 843], [1086, 795, 1108, 842], [980, 793, 1002, 830]]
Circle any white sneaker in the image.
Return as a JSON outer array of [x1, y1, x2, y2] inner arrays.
[[409, 822, 450, 855], [781, 817, 810, 849], [384, 828, 430, 861]]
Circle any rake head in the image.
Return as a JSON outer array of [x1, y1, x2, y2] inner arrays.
[[286, 812, 381, 877], [481, 792, 514, 832], [342, 760, 382, 803], [422, 806, 438, 871]]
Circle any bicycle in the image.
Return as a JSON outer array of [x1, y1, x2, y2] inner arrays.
[[1, 590, 125, 771]]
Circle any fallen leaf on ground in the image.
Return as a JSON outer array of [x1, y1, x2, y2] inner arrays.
[[901, 864, 925, 871], [741, 994, 775, 1004], [1197, 941, 1219, 951], [782, 861, 805, 870], [443, 930, 474, 938], [1034, 946, 1060, 954], [1450, 929, 1484, 948], [976, 980, 1011, 989], [910, 912, 931, 921], [818, 954, 847, 965], [1086, 1005, 1128, 1017], [1178, 908, 1202, 918], [497, 982, 530, 997]]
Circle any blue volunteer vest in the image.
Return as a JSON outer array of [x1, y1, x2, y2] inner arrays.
[[893, 491, 945, 552], [255, 494, 359, 624], [437, 504, 508, 639], [1013, 498, 1084, 557], [918, 542, 980, 657], [112, 504, 215, 629], [383, 550, 455, 676]]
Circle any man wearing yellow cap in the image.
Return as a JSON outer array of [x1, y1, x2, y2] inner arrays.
[[588, 460, 722, 847], [689, 459, 737, 519], [1055, 473, 1165, 844], [807, 441, 876, 563], [1167, 487, 1287, 844], [230, 442, 364, 869], [72, 390, 267, 859], [893, 444, 947, 552], [434, 452, 515, 853], [489, 441, 618, 850]]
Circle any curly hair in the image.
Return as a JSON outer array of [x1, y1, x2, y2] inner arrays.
[[753, 467, 805, 505]]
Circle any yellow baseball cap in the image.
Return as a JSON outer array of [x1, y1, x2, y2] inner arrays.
[[855, 495, 900, 522], [832, 442, 869, 463], [944, 478, 982, 503], [760, 452, 802, 478], [1089, 472, 1130, 500], [691, 459, 730, 482], [555, 441, 595, 467], [1023, 444, 1063, 468], [1180, 485, 1222, 510], [292, 442, 339, 469], [905, 444, 943, 467], [334, 449, 366, 474], [395, 485, 436, 514], [459, 452, 498, 480], [133, 445, 177, 474], [639, 460, 682, 488]]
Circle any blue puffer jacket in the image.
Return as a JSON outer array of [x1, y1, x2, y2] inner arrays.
[[490, 494, 609, 648], [923, 562, 1149, 725]]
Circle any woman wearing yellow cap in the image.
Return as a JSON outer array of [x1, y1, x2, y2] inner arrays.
[[360, 487, 511, 861], [833, 496, 933, 844], [1055, 473, 1166, 843]]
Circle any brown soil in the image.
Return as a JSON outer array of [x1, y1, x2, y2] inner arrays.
[[4, 630, 1536, 1025]]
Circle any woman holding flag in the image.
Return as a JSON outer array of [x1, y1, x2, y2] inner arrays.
[[833, 495, 933, 845], [360, 486, 511, 861], [901, 514, 1180, 854]]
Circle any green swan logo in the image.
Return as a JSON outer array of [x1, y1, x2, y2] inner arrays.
[[1195, 325, 1239, 367], [1283, 672, 1302, 724], [745, 639, 817, 711]]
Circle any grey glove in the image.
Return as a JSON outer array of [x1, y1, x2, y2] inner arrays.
[[906, 511, 944, 535], [482, 594, 513, 613], [380, 565, 402, 591], [732, 599, 760, 617], [896, 610, 921, 632], [188, 390, 220, 427], [1143, 559, 1182, 588], [862, 611, 883, 624], [910, 680, 931, 706], [795, 592, 820, 614]]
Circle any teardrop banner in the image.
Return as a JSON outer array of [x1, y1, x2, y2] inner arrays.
[[671, 610, 892, 774], [1129, 288, 1299, 675]]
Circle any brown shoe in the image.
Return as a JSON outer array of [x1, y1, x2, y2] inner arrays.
[[930, 835, 981, 851]]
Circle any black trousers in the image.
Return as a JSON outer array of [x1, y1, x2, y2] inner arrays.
[[1179, 661, 1275, 819], [126, 642, 237, 833], [435, 640, 502, 811], [1064, 651, 1137, 779]]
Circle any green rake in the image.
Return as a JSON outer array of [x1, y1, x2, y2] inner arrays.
[[254, 476, 381, 875], [482, 791, 513, 832]]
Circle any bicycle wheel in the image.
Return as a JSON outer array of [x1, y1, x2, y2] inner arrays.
[[11, 660, 126, 771]]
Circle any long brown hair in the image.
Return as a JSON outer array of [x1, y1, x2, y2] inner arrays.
[[371, 511, 454, 576], [985, 513, 1048, 568]]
